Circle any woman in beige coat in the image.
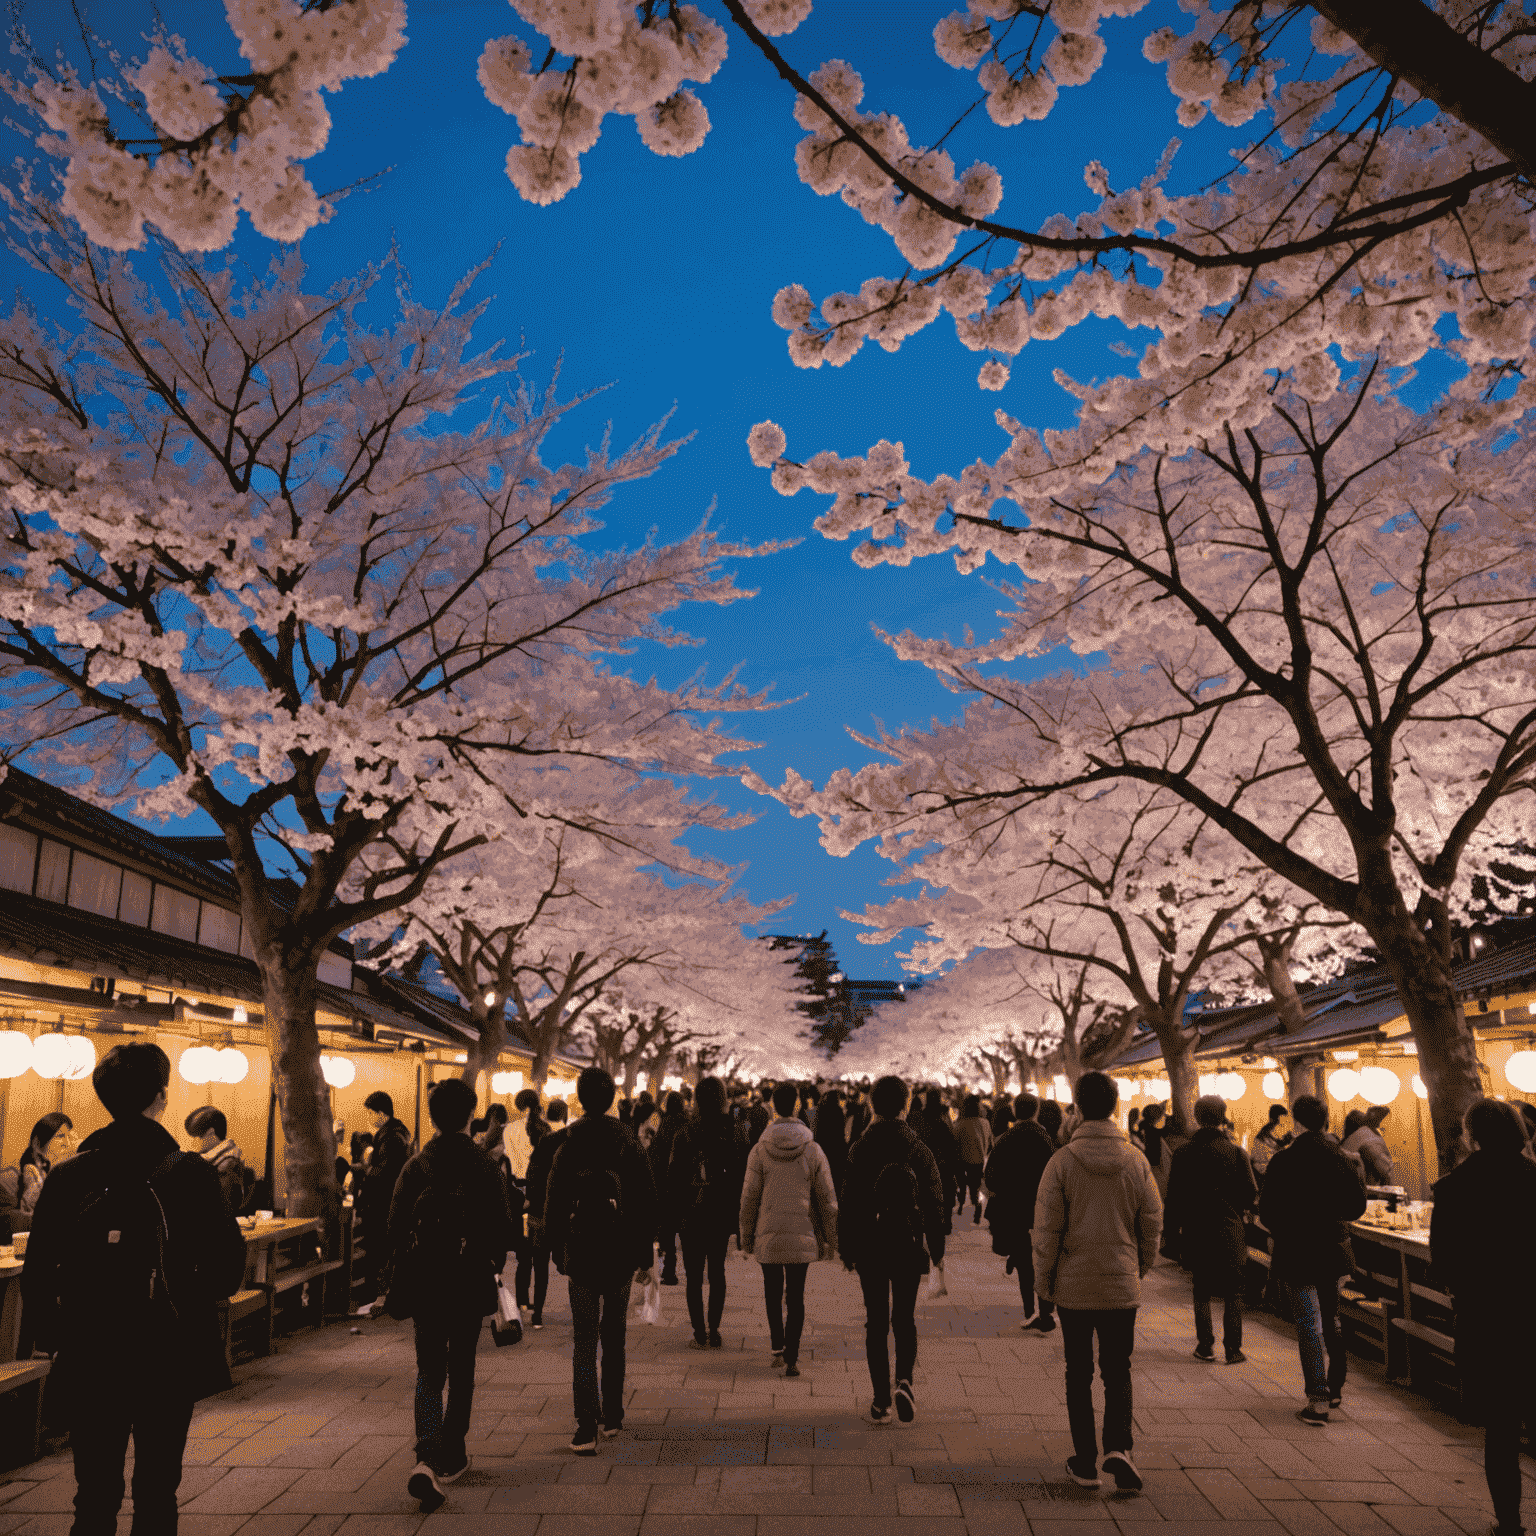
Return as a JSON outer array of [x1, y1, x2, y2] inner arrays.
[[739, 1082, 839, 1375]]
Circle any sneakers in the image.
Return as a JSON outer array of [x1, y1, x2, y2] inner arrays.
[[1103, 1451, 1142, 1493], [1226, 1349, 1247, 1365], [1065, 1455, 1101, 1488], [894, 1380, 915, 1423], [1328, 1395, 1342, 1410], [784, 1362, 801, 1378], [602, 1423, 623, 1439], [570, 1425, 599, 1455], [1297, 1403, 1330, 1426], [687, 1334, 709, 1350], [708, 1331, 723, 1348], [1022, 1314, 1057, 1335], [408, 1463, 445, 1512], [531, 1312, 543, 1330], [870, 1401, 893, 1424], [436, 1453, 469, 1485], [1193, 1345, 1216, 1363]]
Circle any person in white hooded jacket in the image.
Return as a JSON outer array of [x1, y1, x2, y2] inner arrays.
[[738, 1081, 839, 1376]]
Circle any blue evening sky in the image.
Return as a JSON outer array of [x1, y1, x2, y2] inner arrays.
[[7, 0, 1245, 978]]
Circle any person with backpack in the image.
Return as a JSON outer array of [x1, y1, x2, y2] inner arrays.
[[543, 1067, 658, 1455], [357, 1090, 412, 1314], [651, 1091, 688, 1286], [520, 1098, 570, 1328], [1032, 1070, 1162, 1494], [838, 1074, 946, 1426], [184, 1106, 253, 1214], [387, 1077, 515, 1513], [983, 1092, 1060, 1334], [22, 1041, 246, 1536], [668, 1076, 747, 1349], [739, 1081, 839, 1376]]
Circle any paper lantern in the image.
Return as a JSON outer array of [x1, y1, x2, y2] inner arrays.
[[0, 1032, 32, 1079], [32, 1033, 72, 1080], [1262, 1071, 1286, 1100], [1115, 1078, 1136, 1100], [491, 1070, 523, 1095], [1149, 1078, 1170, 1100], [1052, 1075, 1070, 1101], [216, 1047, 248, 1085], [1198, 1074, 1218, 1095], [1412, 1073, 1428, 1099], [1358, 1065, 1400, 1106], [1327, 1067, 1361, 1102], [180, 1046, 217, 1085], [1217, 1072, 1247, 1101], [319, 1054, 355, 1089], [1504, 1051, 1536, 1093], [63, 1036, 96, 1082]]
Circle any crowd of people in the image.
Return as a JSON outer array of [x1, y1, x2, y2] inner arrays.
[[10, 1046, 1536, 1536]]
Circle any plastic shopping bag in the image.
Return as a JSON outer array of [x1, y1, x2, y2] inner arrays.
[[926, 1260, 949, 1300], [491, 1283, 523, 1347], [635, 1270, 663, 1325]]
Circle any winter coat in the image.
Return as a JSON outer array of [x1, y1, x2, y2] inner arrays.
[[983, 1119, 1056, 1258], [739, 1119, 839, 1264], [813, 1099, 848, 1196], [523, 1124, 567, 1246], [746, 1100, 771, 1149], [1341, 1125, 1396, 1185], [1032, 1119, 1163, 1311], [668, 1114, 748, 1238], [1430, 1148, 1536, 1322], [919, 1113, 963, 1224], [387, 1131, 516, 1319], [360, 1116, 412, 1221], [838, 1118, 947, 1276], [23, 1115, 247, 1405], [544, 1112, 658, 1284], [990, 1102, 1014, 1138], [956, 1115, 994, 1166], [1258, 1129, 1367, 1282], [1162, 1127, 1257, 1284], [1249, 1124, 1291, 1180]]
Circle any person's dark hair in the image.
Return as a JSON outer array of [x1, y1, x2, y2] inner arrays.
[[1194, 1094, 1226, 1129], [428, 1077, 477, 1134], [185, 1105, 228, 1141], [93, 1041, 171, 1119], [1342, 1108, 1367, 1140], [871, 1075, 908, 1119], [350, 1131, 374, 1162], [22, 1111, 72, 1171], [1466, 1096, 1528, 1156], [1140, 1103, 1165, 1128], [759, 1083, 773, 1102], [961, 1094, 981, 1119], [1126, 1107, 1140, 1130], [1014, 1092, 1040, 1122], [484, 1102, 509, 1128], [923, 1088, 949, 1124], [801, 1083, 820, 1106], [364, 1090, 394, 1117], [772, 1081, 800, 1117], [576, 1066, 615, 1114], [1266, 1103, 1289, 1124], [514, 1087, 541, 1113], [696, 1076, 728, 1120], [1074, 1070, 1118, 1120], [547, 1099, 569, 1124], [1037, 1100, 1064, 1140], [663, 1091, 686, 1117], [1292, 1094, 1328, 1132], [1364, 1105, 1391, 1127]]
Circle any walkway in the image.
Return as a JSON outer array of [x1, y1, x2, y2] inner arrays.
[[0, 1219, 1522, 1535]]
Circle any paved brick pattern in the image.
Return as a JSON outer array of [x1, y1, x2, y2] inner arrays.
[[0, 1219, 1524, 1534]]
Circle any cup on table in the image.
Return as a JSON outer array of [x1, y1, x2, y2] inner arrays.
[[255, 1210, 274, 1222], [12, 1232, 28, 1257]]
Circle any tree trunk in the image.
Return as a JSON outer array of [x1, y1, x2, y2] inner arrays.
[[257, 960, 336, 1220], [1258, 936, 1310, 1038], [1143, 1005, 1198, 1137], [461, 997, 505, 1099]]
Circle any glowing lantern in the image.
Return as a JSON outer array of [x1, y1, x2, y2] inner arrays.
[[216, 1047, 249, 1085], [1262, 1071, 1286, 1101], [1217, 1072, 1247, 1100], [0, 1032, 32, 1079], [1358, 1065, 1400, 1106], [1115, 1078, 1135, 1100], [32, 1033, 73, 1080], [319, 1054, 355, 1089], [491, 1070, 523, 1095], [179, 1046, 217, 1085], [1198, 1074, 1218, 1095], [63, 1036, 96, 1081], [1327, 1067, 1361, 1102], [1504, 1051, 1536, 1093], [1052, 1075, 1070, 1101]]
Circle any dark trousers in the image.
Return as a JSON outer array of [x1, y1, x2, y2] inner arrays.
[[69, 1383, 195, 1535], [412, 1311, 483, 1470], [761, 1263, 809, 1363], [659, 1229, 677, 1280], [1285, 1277, 1347, 1404], [516, 1245, 550, 1314], [858, 1266, 921, 1407], [569, 1277, 632, 1430], [959, 1164, 984, 1218], [359, 1197, 387, 1299], [1459, 1330, 1535, 1531], [681, 1227, 731, 1338], [1193, 1268, 1242, 1355], [1015, 1234, 1055, 1320], [1059, 1307, 1137, 1463]]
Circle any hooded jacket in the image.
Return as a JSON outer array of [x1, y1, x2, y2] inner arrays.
[[739, 1118, 838, 1265], [1430, 1147, 1536, 1323], [1032, 1119, 1163, 1310]]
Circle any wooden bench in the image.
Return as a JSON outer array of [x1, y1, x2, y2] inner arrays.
[[1338, 1287, 1395, 1370], [0, 1359, 50, 1466], [271, 1259, 343, 1334], [218, 1287, 274, 1368]]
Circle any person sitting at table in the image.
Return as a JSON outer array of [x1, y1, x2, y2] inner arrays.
[[22, 1040, 246, 1536], [0, 1112, 74, 1224], [184, 1106, 252, 1214]]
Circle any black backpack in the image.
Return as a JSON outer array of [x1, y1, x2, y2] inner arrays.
[[385, 1178, 483, 1319], [689, 1127, 737, 1220], [564, 1165, 624, 1284], [871, 1157, 926, 1263]]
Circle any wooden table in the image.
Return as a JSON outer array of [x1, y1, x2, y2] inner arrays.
[[0, 1257, 23, 1364], [242, 1217, 322, 1286]]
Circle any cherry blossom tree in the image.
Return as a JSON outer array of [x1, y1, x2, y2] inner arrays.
[[0, 202, 772, 1212]]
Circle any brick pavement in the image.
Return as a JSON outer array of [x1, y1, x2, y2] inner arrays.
[[0, 1218, 1524, 1534]]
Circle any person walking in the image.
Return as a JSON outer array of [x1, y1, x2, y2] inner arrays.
[[651, 1091, 688, 1286], [747, 1085, 773, 1148], [1038, 1098, 1065, 1146], [813, 1087, 848, 1198], [739, 1081, 839, 1376], [543, 1067, 658, 1454], [990, 1095, 1015, 1139], [983, 1092, 1059, 1334], [1258, 1094, 1367, 1425], [22, 1042, 246, 1536], [1430, 1098, 1536, 1536], [918, 1089, 962, 1233], [357, 1090, 412, 1313], [668, 1076, 746, 1348], [846, 1083, 872, 1144], [519, 1098, 570, 1328], [1163, 1094, 1257, 1365], [1249, 1104, 1291, 1183], [1032, 1070, 1161, 1494], [955, 1094, 993, 1224], [505, 1088, 549, 1181], [839, 1074, 947, 1426], [387, 1078, 516, 1512], [1138, 1103, 1169, 1204]]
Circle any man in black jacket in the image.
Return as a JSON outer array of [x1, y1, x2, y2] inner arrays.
[[544, 1067, 658, 1455], [984, 1092, 1059, 1334], [839, 1074, 946, 1426], [23, 1041, 246, 1536], [358, 1089, 412, 1313], [520, 1098, 569, 1326], [388, 1077, 515, 1512], [1258, 1094, 1367, 1425], [1430, 1097, 1536, 1536], [1163, 1095, 1258, 1364]]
